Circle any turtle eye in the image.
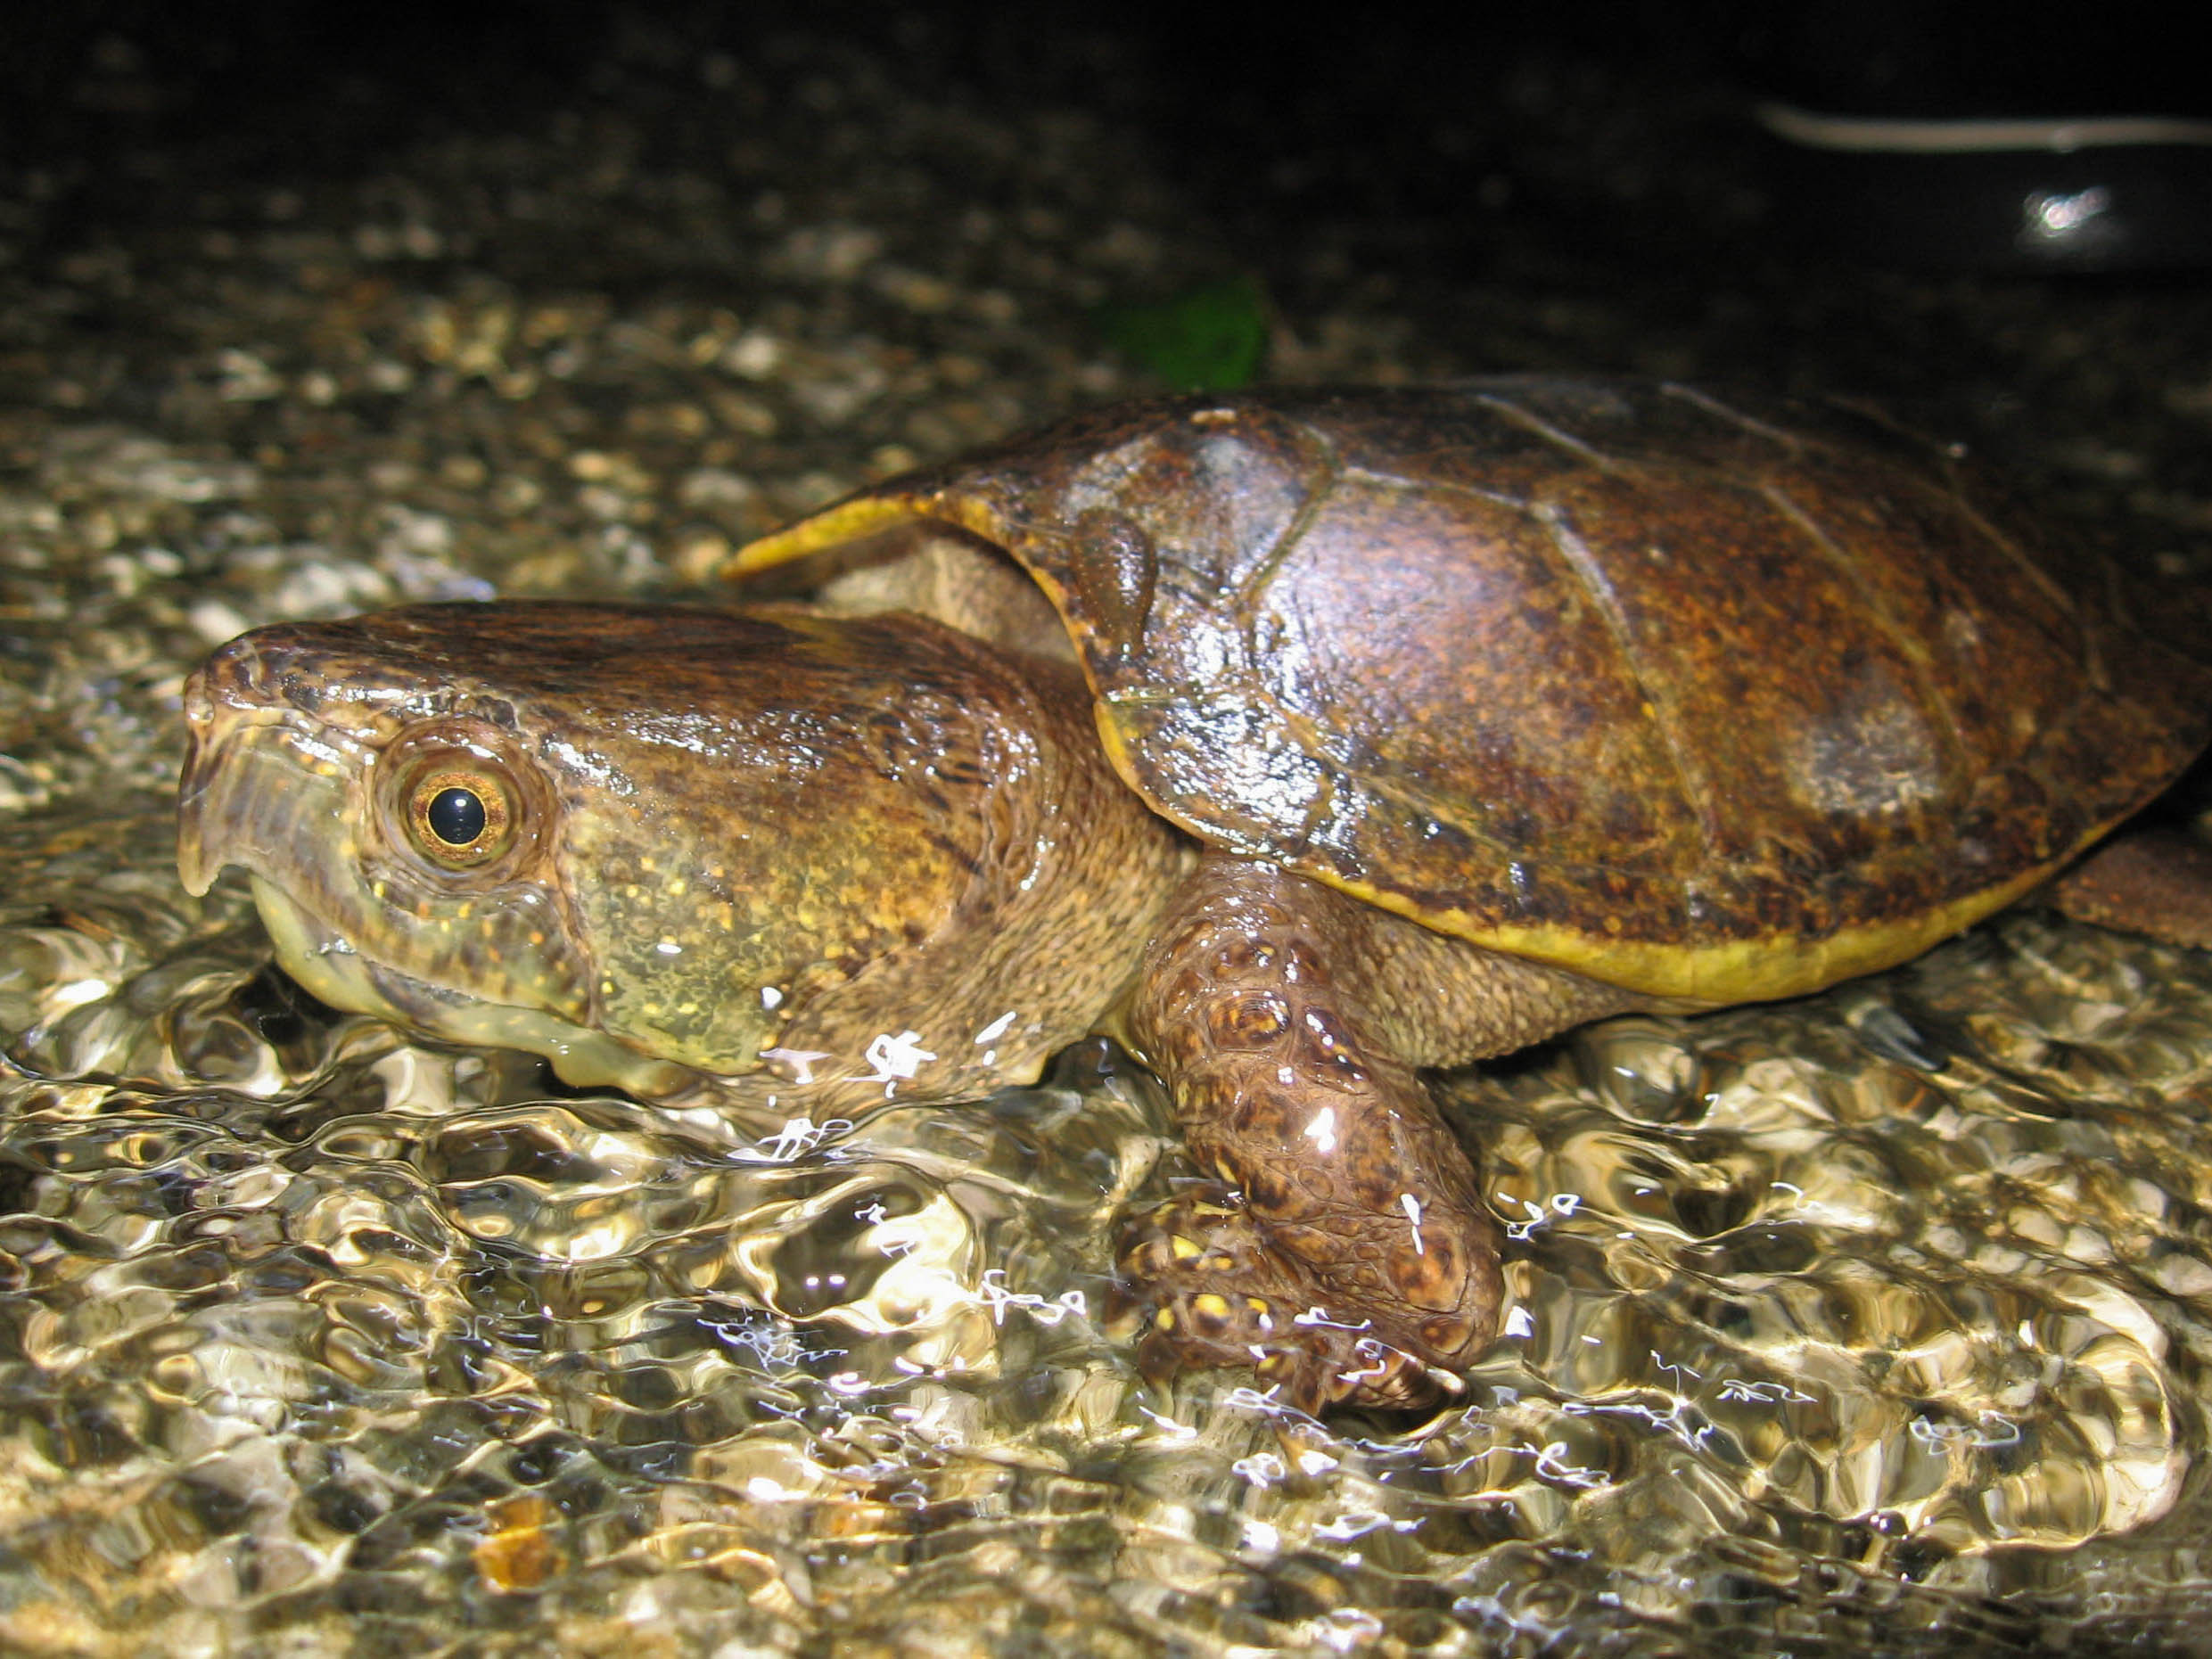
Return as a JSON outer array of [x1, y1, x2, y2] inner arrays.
[[401, 762, 518, 867], [379, 719, 548, 880]]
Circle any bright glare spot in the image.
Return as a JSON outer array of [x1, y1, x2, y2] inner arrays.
[[751, 1115, 852, 1162], [1230, 1450, 1287, 1489], [865, 1029, 936, 1083], [1401, 1192, 1425, 1252], [1303, 1105, 1338, 1154], [973, 1269, 1087, 1327], [760, 1045, 831, 1085], [2027, 185, 2111, 238], [973, 1009, 1017, 1044]]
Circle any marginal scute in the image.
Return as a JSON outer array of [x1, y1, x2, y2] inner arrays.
[[1063, 509, 1158, 653], [736, 377, 2212, 1003]]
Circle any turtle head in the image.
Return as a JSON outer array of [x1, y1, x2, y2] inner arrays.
[[177, 602, 1003, 1096]]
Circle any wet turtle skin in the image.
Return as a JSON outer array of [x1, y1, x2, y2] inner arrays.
[[180, 376, 2212, 1414]]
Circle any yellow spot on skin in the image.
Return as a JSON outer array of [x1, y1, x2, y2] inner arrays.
[[1192, 1293, 1233, 1320], [1170, 1235, 1203, 1261], [1154, 1309, 1176, 1332], [1603, 915, 1623, 934]]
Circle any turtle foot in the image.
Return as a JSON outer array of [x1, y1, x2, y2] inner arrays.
[[1113, 1186, 1469, 1414], [2050, 827, 2212, 949]]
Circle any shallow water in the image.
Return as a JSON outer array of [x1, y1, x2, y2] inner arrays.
[[9, 17, 2212, 1651], [4, 791, 2210, 1655]]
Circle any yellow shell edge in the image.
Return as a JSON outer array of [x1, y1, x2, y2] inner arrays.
[[728, 493, 1016, 576], [1329, 860, 2060, 1004]]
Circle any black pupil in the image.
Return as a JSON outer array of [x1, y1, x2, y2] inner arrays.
[[427, 786, 487, 846]]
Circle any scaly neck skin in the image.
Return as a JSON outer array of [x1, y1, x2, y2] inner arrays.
[[705, 643, 1190, 1119]]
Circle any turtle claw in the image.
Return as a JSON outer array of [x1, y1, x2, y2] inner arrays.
[[1114, 1186, 1470, 1413]]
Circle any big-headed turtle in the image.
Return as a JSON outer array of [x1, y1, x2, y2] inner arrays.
[[178, 377, 2212, 1412]]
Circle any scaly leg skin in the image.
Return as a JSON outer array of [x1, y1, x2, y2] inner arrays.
[[1118, 855, 1639, 1413], [2049, 828, 2212, 949]]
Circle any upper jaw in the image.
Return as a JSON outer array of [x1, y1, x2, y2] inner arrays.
[[177, 656, 366, 899]]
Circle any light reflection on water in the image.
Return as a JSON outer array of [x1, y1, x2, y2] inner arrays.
[[4, 795, 2212, 1654]]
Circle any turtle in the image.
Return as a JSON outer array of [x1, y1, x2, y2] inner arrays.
[[177, 376, 2212, 1414]]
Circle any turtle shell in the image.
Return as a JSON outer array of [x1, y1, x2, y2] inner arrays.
[[734, 377, 2212, 1002]]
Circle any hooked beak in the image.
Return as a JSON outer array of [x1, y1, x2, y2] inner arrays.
[[177, 637, 351, 899]]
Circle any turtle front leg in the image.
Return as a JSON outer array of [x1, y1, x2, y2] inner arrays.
[[1118, 855, 1636, 1413]]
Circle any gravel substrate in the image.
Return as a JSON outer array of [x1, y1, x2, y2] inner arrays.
[[5, 12, 2212, 1657]]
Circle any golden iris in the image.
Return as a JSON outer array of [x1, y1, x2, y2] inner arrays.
[[400, 761, 517, 867]]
